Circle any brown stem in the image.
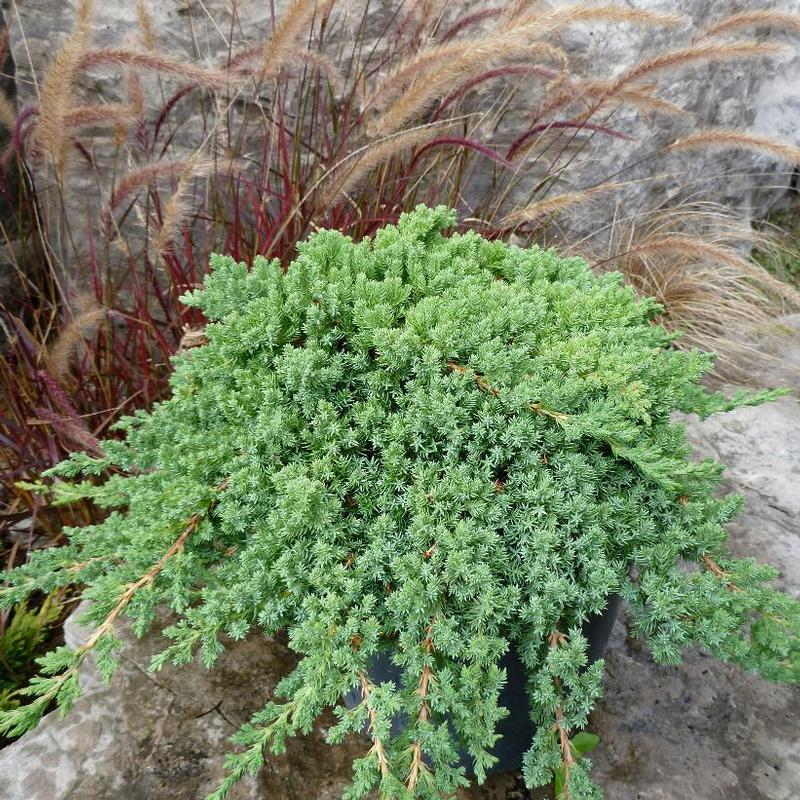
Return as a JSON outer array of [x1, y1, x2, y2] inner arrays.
[[690, 556, 793, 634], [549, 629, 573, 800], [64, 556, 109, 573], [80, 506, 211, 652], [40, 480, 229, 705], [700, 555, 793, 635], [359, 671, 390, 777], [554, 702, 575, 784], [407, 622, 435, 791], [702, 554, 741, 592]]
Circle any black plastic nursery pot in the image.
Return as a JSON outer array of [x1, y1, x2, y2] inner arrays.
[[344, 594, 622, 776]]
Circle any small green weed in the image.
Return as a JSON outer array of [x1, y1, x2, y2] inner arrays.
[[0, 594, 63, 712], [554, 732, 601, 799], [754, 204, 800, 284]]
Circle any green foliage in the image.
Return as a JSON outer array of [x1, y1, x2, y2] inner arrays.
[[0, 594, 62, 712], [753, 206, 800, 284], [1, 206, 798, 798]]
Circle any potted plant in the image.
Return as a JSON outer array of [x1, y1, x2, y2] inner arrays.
[[2, 206, 798, 800]]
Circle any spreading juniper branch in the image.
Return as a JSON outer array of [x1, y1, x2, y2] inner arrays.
[[446, 361, 570, 422], [359, 671, 391, 777], [406, 622, 436, 792], [0, 479, 228, 737], [549, 632, 575, 797]]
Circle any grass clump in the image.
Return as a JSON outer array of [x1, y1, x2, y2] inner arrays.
[[0, 594, 63, 713], [754, 203, 800, 285]]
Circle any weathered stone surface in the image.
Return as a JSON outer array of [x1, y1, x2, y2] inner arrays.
[[541, 0, 800, 226], [591, 622, 800, 800], [0, 4, 25, 316]]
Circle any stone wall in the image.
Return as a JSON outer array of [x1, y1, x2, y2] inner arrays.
[[546, 0, 800, 223], [0, 5, 23, 312]]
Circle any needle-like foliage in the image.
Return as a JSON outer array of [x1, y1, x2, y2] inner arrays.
[[1, 207, 798, 799]]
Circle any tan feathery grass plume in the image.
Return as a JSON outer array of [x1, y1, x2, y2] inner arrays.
[[126, 69, 145, 118], [454, 14, 692, 128], [406, 0, 448, 32], [105, 158, 217, 218], [534, 78, 692, 125], [378, 7, 672, 106], [608, 87, 691, 118], [153, 166, 195, 259], [625, 256, 786, 376], [47, 298, 108, 381], [256, 0, 319, 82], [666, 129, 800, 164], [136, 0, 157, 51], [628, 234, 800, 305], [375, 6, 679, 113], [501, 0, 547, 25], [36, 0, 94, 182], [319, 126, 446, 207], [371, 40, 486, 106], [593, 205, 800, 376], [702, 10, 800, 39], [508, 5, 683, 32], [228, 45, 342, 90], [504, 182, 623, 225], [290, 51, 344, 92], [372, 40, 567, 137], [606, 41, 783, 96], [0, 93, 16, 131], [153, 158, 243, 257], [78, 49, 232, 88], [126, 0, 155, 125], [226, 42, 264, 72], [62, 103, 136, 131]]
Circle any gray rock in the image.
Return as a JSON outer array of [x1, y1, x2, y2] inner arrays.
[[539, 0, 800, 227], [591, 624, 800, 800], [0, 4, 25, 317]]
